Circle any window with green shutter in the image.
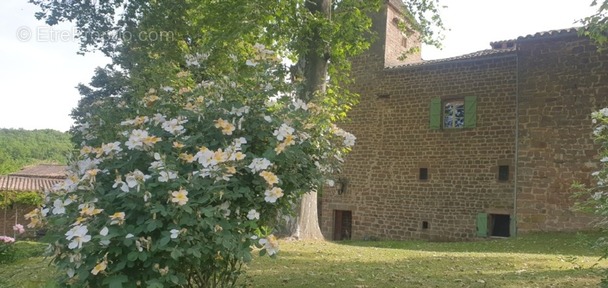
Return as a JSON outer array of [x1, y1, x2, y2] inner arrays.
[[429, 96, 477, 129]]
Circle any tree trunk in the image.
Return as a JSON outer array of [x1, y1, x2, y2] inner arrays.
[[289, 191, 324, 240], [288, 0, 331, 240]]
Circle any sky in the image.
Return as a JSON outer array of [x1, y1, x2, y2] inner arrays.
[[0, 0, 599, 132]]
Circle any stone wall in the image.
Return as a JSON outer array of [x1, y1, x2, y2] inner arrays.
[[0, 205, 36, 238], [320, 10, 608, 241], [322, 52, 519, 241], [516, 33, 608, 232]]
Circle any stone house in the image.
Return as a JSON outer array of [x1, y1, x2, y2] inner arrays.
[[0, 164, 66, 236], [320, 1, 608, 241]]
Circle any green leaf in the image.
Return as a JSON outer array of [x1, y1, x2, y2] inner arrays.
[[182, 205, 193, 214], [170, 249, 183, 260], [169, 275, 179, 284], [159, 236, 170, 247], [146, 220, 157, 232], [127, 251, 139, 261], [102, 275, 129, 288]]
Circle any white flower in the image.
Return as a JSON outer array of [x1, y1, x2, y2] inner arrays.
[[326, 179, 335, 187], [592, 192, 604, 200], [264, 187, 284, 203], [248, 158, 272, 173], [113, 176, 129, 192], [273, 123, 294, 141], [342, 133, 356, 147], [246, 59, 258, 67], [185, 53, 209, 67], [293, 99, 308, 111], [125, 129, 161, 151], [77, 157, 101, 175], [100, 227, 109, 236], [170, 229, 180, 239], [233, 137, 247, 147], [101, 141, 122, 155], [161, 86, 174, 92], [264, 115, 272, 123], [125, 170, 150, 191], [126, 233, 135, 239], [152, 113, 167, 124], [171, 189, 189, 206], [161, 118, 187, 135], [52, 198, 72, 215], [331, 125, 356, 147], [230, 106, 250, 116], [65, 225, 91, 249], [259, 235, 279, 256], [219, 201, 231, 217], [247, 209, 260, 220], [158, 170, 178, 182]]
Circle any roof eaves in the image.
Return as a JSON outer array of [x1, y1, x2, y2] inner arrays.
[[386, 47, 517, 70], [516, 27, 580, 42]]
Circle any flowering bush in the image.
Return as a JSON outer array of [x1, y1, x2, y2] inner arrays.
[[30, 44, 354, 287], [13, 224, 25, 235], [0, 235, 16, 263], [573, 107, 608, 284]]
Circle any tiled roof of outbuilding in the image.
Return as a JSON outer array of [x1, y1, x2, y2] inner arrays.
[[9, 164, 67, 179], [0, 175, 60, 192]]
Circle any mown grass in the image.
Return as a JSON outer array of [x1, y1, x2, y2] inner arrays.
[[239, 232, 608, 288], [0, 241, 57, 288], [1, 233, 607, 288]]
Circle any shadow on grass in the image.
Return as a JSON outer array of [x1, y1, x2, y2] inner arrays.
[[333, 232, 605, 257], [242, 249, 606, 288]]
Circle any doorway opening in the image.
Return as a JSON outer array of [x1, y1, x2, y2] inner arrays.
[[333, 210, 352, 240], [490, 214, 510, 237]]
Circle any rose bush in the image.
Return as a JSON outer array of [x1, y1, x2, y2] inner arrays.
[[28, 44, 354, 287], [0, 235, 16, 263]]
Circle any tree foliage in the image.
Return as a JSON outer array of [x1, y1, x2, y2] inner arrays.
[[572, 108, 608, 286], [580, 0, 608, 50], [28, 0, 444, 286], [0, 129, 72, 175]]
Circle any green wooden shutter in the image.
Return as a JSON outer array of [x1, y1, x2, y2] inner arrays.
[[510, 216, 517, 237], [430, 98, 441, 130], [476, 213, 488, 237], [464, 96, 477, 128]]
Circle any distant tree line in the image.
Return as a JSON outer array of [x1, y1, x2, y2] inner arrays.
[[0, 129, 73, 175]]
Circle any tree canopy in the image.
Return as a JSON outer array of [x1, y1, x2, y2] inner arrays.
[[579, 0, 608, 49], [0, 128, 72, 175]]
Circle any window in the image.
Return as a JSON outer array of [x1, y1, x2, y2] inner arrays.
[[422, 221, 430, 230], [498, 165, 509, 181], [430, 96, 477, 130], [419, 168, 428, 181], [443, 99, 464, 128]]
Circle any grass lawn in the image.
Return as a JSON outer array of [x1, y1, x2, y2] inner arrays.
[[1, 232, 607, 287]]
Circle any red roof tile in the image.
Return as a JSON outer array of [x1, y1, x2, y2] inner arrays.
[[0, 175, 60, 192], [9, 164, 68, 179]]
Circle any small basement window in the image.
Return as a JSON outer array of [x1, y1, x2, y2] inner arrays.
[[422, 221, 429, 230], [419, 168, 428, 181], [498, 165, 509, 181]]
